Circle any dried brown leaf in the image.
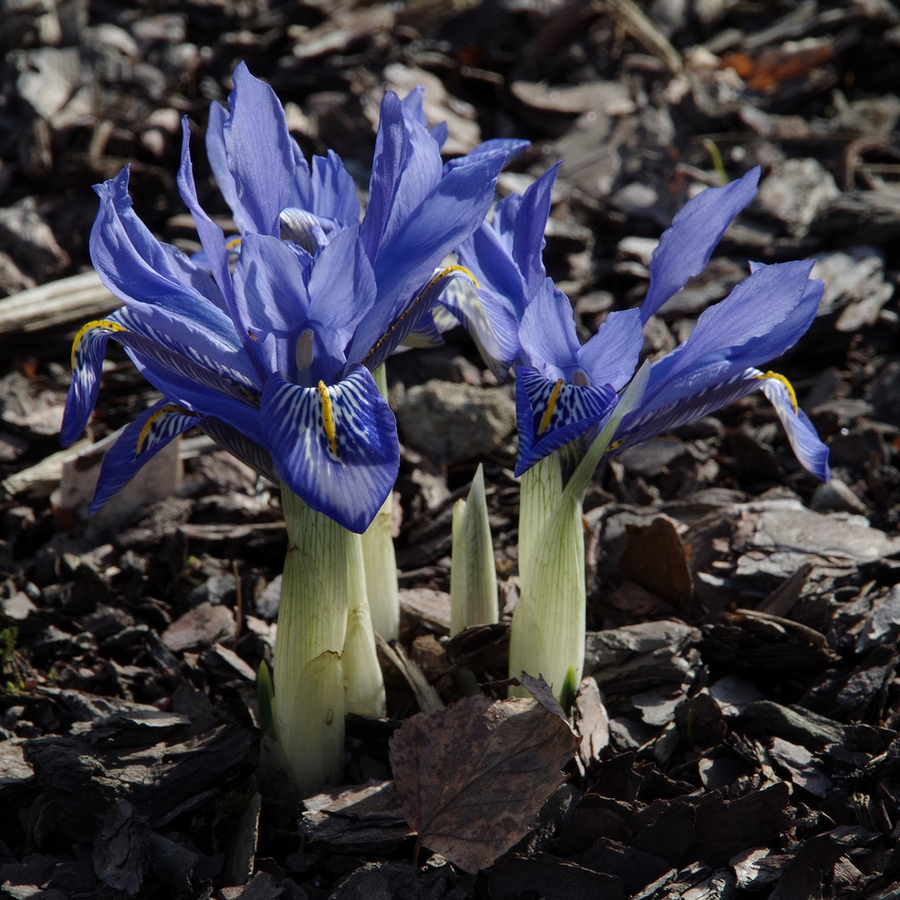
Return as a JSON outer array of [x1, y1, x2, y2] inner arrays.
[[389, 694, 578, 873]]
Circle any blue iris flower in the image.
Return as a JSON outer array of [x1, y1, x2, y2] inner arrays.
[[461, 166, 830, 481], [61, 64, 521, 533]]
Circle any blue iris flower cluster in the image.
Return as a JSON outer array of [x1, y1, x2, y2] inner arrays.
[[63, 63, 829, 535]]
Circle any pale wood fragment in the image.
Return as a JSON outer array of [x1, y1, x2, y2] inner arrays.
[[0, 271, 119, 336]]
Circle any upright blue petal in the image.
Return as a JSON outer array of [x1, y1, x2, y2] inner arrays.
[[512, 164, 560, 298], [222, 63, 296, 236], [310, 150, 360, 227], [576, 308, 643, 392], [641, 168, 760, 321], [260, 368, 399, 532], [178, 120, 240, 320], [518, 279, 581, 380], [206, 100, 251, 234], [349, 150, 507, 368]]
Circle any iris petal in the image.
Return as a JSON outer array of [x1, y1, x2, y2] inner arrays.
[[576, 308, 644, 391], [442, 139, 530, 175], [436, 277, 520, 380], [518, 279, 581, 379], [62, 311, 265, 451], [642, 168, 760, 321], [310, 150, 360, 227], [223, 62, 295, 236], [757, 372, 831, 481], [515, 367, 618, 476], [90, 401, 202, 513], [62, 316, 127, 446], [613, 367, 830, 480], [260, 368, 399, 533], [641, 260, 818, 413]]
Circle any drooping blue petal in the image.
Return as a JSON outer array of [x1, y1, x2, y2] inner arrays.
[[222, 62, 296, 236], [611, 367, 830, 481], [62, 314, 127, 446], [641, 168, 760, 321], [757, 372, 830, 481], [259, 368, 399, 533], [576, 308, 644, 391], [90, 401, 202, 513], [639, 260, 818, 415], [515, 367, 618, 475], [614, 368, 766, 450], [518, 278, 581, 380], [435, 277, 521, 380], [457, 219, 524, 316], [62, 303, 268, 458]]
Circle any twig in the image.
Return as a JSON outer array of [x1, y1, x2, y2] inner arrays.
[[0, 271, 119, 336]]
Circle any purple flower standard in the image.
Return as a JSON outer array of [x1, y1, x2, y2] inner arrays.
[[61, 63, 521, 534]]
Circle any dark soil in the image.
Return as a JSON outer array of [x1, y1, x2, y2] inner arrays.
[[2, 0, 900, 898]]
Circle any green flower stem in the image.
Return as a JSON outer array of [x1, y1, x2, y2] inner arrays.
[[450, 463, 499, 636], [509, 466, 584, 699], [509, 363, 651, 703], [273, 481, 388, 794], [274, 483, 350, 795]]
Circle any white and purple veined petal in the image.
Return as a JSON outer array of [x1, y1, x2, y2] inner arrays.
[[515, 367, 618, 476], [433, 276, 520, 380], [89, 400, 203, 514], [199, 416, 279, 484], [61, 310, 265, 450], [611, 366, 830, 481], [757, 371, 830, 481], [259, 368, 399, 533]]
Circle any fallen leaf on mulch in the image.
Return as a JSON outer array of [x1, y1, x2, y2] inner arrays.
[[389, 693, 578, 873]]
